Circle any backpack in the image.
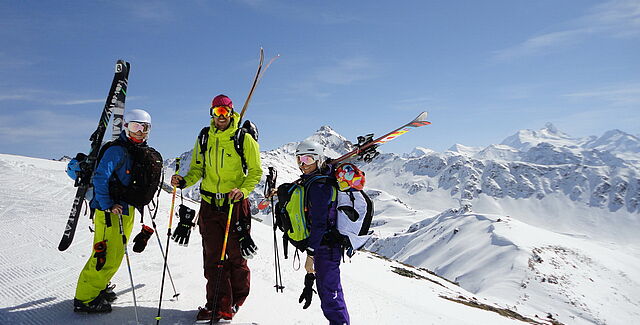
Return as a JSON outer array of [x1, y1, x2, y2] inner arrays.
[[197, 119, 258, 175], [274, 175, 337, 256], [334, 163, 374, 252], [97, 139, 164, 209], [274, 165, 375, 257], [66, 139, 163, 210]]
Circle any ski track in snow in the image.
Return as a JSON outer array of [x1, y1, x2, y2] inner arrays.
[[0, 153, 535, 325]]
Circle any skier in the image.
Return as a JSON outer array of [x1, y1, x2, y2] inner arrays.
[[295, 140, 350, 325], [171, 94, 262, 322], [73, 109, 155, 313]]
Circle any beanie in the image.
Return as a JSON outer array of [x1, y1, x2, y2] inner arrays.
[[211, 94, 233, 109]]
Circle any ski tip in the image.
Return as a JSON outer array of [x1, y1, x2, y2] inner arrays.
[[414, 111, 428, 122]]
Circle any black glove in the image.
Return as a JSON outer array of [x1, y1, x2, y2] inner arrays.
[[172, 204, 196, 246], [177, 178, 186, 189], [94, 240, 107, 271], [235, 220, 258, 259], [298, 273, 316, 309], [132, 225, 154, 253], [239, 234, 258, 259]]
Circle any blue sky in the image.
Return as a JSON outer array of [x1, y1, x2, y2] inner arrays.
[[1, 0, 639, 160]]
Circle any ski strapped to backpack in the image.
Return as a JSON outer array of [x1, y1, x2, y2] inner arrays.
[[333, 111, 431, 164], [59, 59, 130, 252]]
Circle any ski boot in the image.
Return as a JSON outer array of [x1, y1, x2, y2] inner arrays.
[[99, 282, 117, 302], [73, 296, 112, 313], [196, 306, 220, 323]]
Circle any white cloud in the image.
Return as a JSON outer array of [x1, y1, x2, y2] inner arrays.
[[233, 0, 360, 25], [493, 29, 587, 60], [494, 0, 640, 60], [314, 56, 376, 85], [564, 83, 640, 106], [0, 88, 140, 106], [54, 98, 106, 105], [128, 1, 174, 21], [284, 56, 377, 98], [0, 110, 95, 144]]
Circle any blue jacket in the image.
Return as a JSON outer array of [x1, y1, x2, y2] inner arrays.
[[90, 132, 137, 214], [301, 165, 338, 255]]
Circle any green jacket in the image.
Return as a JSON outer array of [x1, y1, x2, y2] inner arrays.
[[183, 112, 262, 204]]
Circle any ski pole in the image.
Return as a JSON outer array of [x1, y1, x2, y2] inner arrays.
[[156, 157, 181, 324], [116, 211, 139, 324], [265, 167, 284, 292], [148, 206, 179, 299], [210, 199, 235, 325]]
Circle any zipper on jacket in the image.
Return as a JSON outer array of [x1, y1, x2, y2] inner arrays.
[[221, 148, 225, 169], [215, 137, 221, 193]]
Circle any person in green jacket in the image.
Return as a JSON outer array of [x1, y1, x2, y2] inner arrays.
[[171, 94, 262, 322]]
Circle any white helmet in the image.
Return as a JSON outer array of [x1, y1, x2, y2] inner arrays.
[[124, 109, 152, 140], [124, 109, 152, 124], [296, 139, 325, 166]]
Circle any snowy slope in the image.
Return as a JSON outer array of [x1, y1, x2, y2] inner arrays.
[[0, 153, 539, 325], [367, 209, 640, 325]]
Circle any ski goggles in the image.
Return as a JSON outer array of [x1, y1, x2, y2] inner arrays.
[[127, 121, 151, 133], [296, 154, 318, 166], [211, 105, 232, 118]]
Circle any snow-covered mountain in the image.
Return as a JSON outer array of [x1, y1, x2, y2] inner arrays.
[[163, 122, 640, 325]]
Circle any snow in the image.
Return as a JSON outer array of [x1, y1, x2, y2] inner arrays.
[[0, 153, 534, 325], [2, 122, 639, 325]]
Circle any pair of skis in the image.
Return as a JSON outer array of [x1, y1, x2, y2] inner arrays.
[[238, 47, 280, 123], [58, 60, 130, 251]]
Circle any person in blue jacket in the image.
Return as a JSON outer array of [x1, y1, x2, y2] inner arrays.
[[296, 139, 350, 325], [73, 109, 152, 313]]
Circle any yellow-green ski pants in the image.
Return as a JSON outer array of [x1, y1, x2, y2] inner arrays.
[[75, 207, 134, 303]]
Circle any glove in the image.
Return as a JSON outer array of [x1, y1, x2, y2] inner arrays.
[[172, 204, 196, 246], [239, 234, 258, 259], [298, 273, 316, 309], [132, 225, 154, 253], [94, 240, 107, 271]]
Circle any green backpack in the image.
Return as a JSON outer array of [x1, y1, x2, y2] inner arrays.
[[274, 175, 337, 257]]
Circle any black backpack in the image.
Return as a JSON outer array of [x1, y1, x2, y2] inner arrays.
[[96, 139, 163, 210], [197, 119, 259, 174]]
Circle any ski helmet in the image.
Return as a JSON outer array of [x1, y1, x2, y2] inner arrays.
[[124, 109, 152, 140], [124, 109, 152, 124], [296, 140, 325, 167]]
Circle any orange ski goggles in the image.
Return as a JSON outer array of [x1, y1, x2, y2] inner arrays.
[[211, 105, 232, 118]]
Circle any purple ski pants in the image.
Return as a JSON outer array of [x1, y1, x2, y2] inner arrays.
[[314, 246, 350, 325]]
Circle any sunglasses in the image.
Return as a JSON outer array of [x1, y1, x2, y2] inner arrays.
[[296, 154, 317, 167], [211, 105, 232, 118], [127, 121, 151, 133]]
